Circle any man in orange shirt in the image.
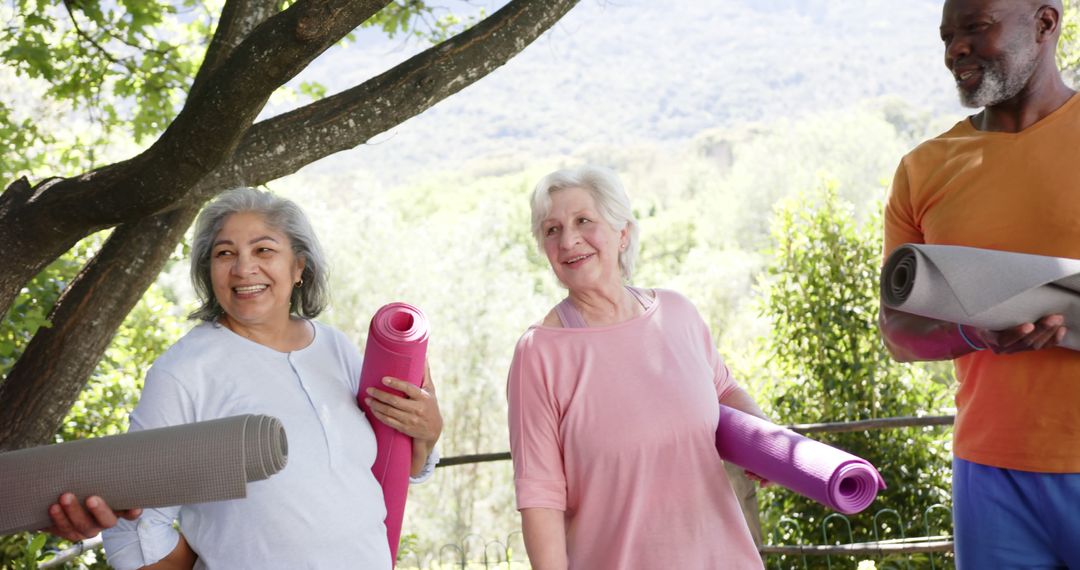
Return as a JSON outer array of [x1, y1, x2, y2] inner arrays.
[[880, 0, 1080, 567]]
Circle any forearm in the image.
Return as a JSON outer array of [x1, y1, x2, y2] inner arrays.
[[879, 304, 975, 362], [719, 385, 768, 420], [410, 437, 436, 477], [141, 534, 197, 570], [521, 508, 568, 570]]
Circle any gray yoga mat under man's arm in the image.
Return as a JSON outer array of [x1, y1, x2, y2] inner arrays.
[[881, 243, 1080, 350], [0, 414, 288, 535]]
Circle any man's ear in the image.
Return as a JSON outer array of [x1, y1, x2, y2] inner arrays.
[[1035, 5, 1061, 42]]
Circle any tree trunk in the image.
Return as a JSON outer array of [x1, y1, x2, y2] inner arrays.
[[0, 206, 199, 450]]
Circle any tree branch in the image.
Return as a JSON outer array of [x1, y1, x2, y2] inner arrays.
[[198, 0, 580, 194], [62, 0, 127, 68], [45, 0, 394, 222], [0, 0, 390, 323], [189, 0, 282, 99]]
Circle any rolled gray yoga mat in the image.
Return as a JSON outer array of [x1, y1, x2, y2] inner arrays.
[[882, 243, 1080, 351], [0, 414, 288, 535]]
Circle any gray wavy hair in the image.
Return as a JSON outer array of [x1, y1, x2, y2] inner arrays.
[[188, 187, 330, 321], [530, 165, 640, 281]]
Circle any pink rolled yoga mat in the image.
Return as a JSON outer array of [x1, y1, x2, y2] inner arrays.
[[357, 302, 429, 565], [715, 405, 886, 515]]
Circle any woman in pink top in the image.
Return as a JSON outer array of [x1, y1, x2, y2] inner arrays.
[[507, 166, 766, 569]]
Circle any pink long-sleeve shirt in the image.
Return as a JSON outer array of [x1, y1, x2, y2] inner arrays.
[[507, 289, 763, 569]]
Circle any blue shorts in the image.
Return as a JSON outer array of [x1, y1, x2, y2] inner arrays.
[[953, 457, 1080, 569]]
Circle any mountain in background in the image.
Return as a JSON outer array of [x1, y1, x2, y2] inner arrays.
[[270, 0, 964, 188]]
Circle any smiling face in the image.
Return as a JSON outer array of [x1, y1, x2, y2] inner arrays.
[[210, 211, 305, 333], [540, 186, 628, 293], [940, 0, 1042, 108]]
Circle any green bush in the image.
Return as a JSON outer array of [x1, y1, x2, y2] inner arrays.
[[752, 184, 955, 570]]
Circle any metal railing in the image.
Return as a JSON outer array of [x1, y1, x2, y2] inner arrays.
[[38, 414, 956, 569], [754, 415, 956, 569], [764, 503, 955, 570]]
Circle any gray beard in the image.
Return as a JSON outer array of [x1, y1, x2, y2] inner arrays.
[[957, 43, 1039, 108]]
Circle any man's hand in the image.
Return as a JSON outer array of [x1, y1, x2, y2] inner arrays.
[[880, 305, 1067, 362], [966, 314, 1067, 354]]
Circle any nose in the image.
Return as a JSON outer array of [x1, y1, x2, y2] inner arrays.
[[230, 252, 258, 276], [559, 225, 581, 250], [945, 35, 970, 69]]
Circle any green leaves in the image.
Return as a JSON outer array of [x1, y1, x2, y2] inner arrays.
[[120, 0, 168, 30], [0, 0, 208, 181], [0, 236, 94, 375], [1059, 0, 1080, 86], [0, 101, 54, 182], [58, 282, 185, 443], [754, 183, 954, 568], [0, 1, 482, 184], [298, 80, 328, 101], [18, 533, 46, 570], [2, 42, 54, 79], [362, 1, 485, 44], [0, 507, 50, 569]]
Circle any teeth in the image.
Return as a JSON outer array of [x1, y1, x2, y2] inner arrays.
[[565, 254, 590, 264], [959, 71, 974, 80], [234, 284, 267, 294]]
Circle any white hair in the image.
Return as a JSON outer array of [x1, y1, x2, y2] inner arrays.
[[530, 165, 640, 281], [189, 187, 330, 321]]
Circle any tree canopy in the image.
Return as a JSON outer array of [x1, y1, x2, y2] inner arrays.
[[0, 0, 580, 450]]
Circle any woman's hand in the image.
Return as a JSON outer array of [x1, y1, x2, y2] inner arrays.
[[364, 363, 443, 476], [744, 471, 771, 488], [364, 364, 442, 443], [45, 493, 142, 541]]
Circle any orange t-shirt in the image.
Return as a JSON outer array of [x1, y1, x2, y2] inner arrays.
[[884, 94, 1080, 473]]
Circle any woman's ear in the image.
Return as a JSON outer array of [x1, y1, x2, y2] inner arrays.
[[294, 255, 307, 283]]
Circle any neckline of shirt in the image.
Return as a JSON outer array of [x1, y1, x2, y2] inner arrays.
[[532, 291, 662, 334], [959, 91, 1080, 138], [209, 318, 319, 355]]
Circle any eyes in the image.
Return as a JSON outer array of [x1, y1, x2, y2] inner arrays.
[[940, 21, 991, 44], [544, 217, 592, 237], [213, 246, 277, 258]]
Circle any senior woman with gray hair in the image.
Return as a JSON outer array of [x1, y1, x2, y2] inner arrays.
[[45, 187, 442, 569], [507, 166, 767, 569]]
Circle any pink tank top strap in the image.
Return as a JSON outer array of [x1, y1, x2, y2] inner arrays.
[[626, 286, 654, 310], [554, 297, 589, 328], [555, 286, 654, 328]]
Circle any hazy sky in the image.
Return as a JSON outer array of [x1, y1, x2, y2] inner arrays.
[[268, 0, 966, 188]]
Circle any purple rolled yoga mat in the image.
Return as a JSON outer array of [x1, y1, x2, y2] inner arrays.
[[715, 405, 886, 514], [357, 302, 429, 566]]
